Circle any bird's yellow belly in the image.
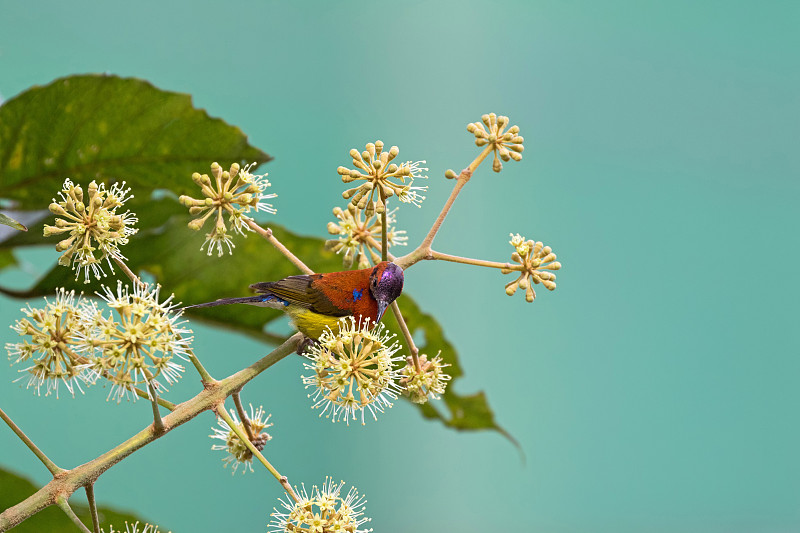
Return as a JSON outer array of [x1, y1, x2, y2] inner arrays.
[[287, 307, 346, 339]]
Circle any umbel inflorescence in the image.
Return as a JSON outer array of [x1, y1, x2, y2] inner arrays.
[[211, 404, 273, 475], [325, 205, 407, 269], [5, 282, 192, 401], [301, 316, 404, 425], [44, 178, 138, 283], [269, 478, 372, 533], [179, 161, 277, 256], [337, 141, 428, 214]]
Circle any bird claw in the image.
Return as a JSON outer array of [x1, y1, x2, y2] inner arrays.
[[296, 336, 319, 355]]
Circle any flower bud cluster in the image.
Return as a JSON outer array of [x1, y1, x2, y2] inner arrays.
[[210, 404, 273, 475], [467, 113, 524, 172], [502, 233, 561, 302], [337, 141, 428, 213], [179, 162, 277, 257], [269, 477, 372, 533], [325, 205, 407, 269], [301, 316, 403, 425], [399, 352, 451, 404], [45, 179, 138, 283]]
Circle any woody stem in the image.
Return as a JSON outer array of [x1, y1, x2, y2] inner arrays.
[[232, 391, 255, 441], [428, 250, 524, 270], [380, 190, 388, 261], [216, 407, 299, 502], [0, 407, 63, 476], [394, 145, 493, 270], [85, 484, 100, 533], [242, 217, 314, 275], [112, 256, 146, 290], [390, 301, 421, 372]]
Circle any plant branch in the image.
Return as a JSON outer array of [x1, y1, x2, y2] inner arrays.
[[0, 333, 302, 531], [390, 301, 421, 372], [242, 217, 314, 275], [380, 191, 388, 261], [187, 349, 215, 383], [147, 382, 165, 434], [0, 406, 63, 476], [394, 146, 493, 271], [111, 256, 146, 290], [232, 390, 255, 441], [85, 484, 100, 533], [429, 250, 522, 271], [217, 407, 298, 502], [55, 497, 91, 533]]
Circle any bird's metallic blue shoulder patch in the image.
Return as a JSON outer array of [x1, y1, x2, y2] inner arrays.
[[261, 294, 289, 307], [352, 289, 363, 302]]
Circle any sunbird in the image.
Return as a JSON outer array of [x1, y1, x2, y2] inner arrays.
[[185, 261, 404, 340]]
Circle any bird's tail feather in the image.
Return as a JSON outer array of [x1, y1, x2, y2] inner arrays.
[[182, 296, 266, 310]]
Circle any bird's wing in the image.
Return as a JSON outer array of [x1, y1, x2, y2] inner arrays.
[[249, 275, 351, 317]]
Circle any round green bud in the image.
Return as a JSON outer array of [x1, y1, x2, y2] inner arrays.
[[445, 169, 457, 179]]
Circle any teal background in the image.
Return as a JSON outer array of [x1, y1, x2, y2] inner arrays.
[[1, 1, 798, 532]]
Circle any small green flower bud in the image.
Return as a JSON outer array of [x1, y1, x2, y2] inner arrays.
[[525, 286, 536, 302], [492, 159, 503, 172], [386, 163, 398, 173], [475, 138, 488, 147], [337, 166, 349, 175], [56, 237, 76, 251], [189, 207, 205, 215], [389, 146, 399, 159], [349, 148, 360, 160], [191, 172, 204, 186], [230, 162, 240, 177], [327, 222, 341, 234], [509, 152, 523, 162], [187, 219, 204, 231], [505, 282, 518, 296], [49, 203, 67, 215], [445, 169, 457, 179], [75, 201, 86, 212], [204, 197, 214, 206]]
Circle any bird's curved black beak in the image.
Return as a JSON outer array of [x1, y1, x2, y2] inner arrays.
[[376, 300, 389, 322]]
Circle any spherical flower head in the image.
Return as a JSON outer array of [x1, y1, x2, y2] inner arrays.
[[399, 352, 452, 404], [44, 179, 138, 283], [337, 141, 428, 213], [325, 205, 408, 269], [179, 162, 277, 257], [5, 288, 92, 398], [210, 404, 273, 475], [502, 233, 561, 302], [269, 477, 372, 533], [74, 281, 193, 402], [301, 316, 403, 425], [101, 521, 167, 533], [466, 113, 524, 172]]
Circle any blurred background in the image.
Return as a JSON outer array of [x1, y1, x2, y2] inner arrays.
[[1, 1, 798, 531]]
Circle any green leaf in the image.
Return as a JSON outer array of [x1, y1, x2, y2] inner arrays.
[[0, 249, 16, 270], [0, 199, 509, 437], [0, 466, 163, 532], [0, 212, 27, 231], [0, 74, 270, 209]]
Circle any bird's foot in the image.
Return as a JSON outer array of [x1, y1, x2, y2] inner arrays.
[[296, 336, 319, 355]]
